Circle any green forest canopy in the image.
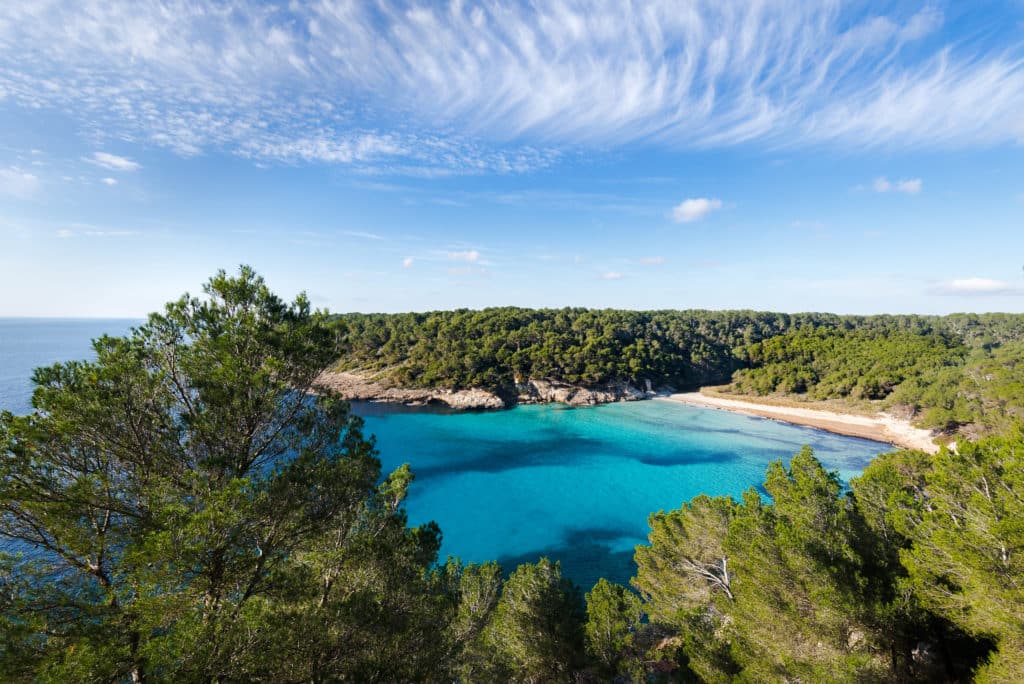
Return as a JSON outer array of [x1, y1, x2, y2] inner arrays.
[[331, 308, 1024, 435], [2, 269, 1022, 681]]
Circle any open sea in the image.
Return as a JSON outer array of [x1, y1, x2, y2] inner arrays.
[[0, 318, 892, 589]]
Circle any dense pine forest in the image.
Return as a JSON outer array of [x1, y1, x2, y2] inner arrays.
[[332, 308, 1024, 437], [2, 270, 1022, 681]]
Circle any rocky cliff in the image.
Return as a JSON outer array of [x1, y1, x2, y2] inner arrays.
[[316, 371, 655, 410], [315, 371, 506, 410], [515, 378, 650, 406]]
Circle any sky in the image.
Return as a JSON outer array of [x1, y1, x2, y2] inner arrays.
[[1, 1, 1023, 317]]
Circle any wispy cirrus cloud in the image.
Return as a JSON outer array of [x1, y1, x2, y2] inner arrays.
[[0, 166, 40, 198], [87, 152, 140, 172], [874, 177, 923, 194], [447, 249, 480, 263], [1, 2, 1023, 175], [928, 277, 1024, 296], [55, 227, 138, 238], [341, 230, 384, 241], [638, 256, 666, 265]]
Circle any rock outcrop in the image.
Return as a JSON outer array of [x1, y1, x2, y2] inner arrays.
[[316, 371, 506, 410], [515, 378, 649, 406], [316, 371, 655, 410]]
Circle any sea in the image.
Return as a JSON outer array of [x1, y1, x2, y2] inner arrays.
[[0, 318, 892, 589]]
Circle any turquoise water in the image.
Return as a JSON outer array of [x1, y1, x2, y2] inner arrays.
[[357, 399, 891, 589], [0, 319, 892, 589]]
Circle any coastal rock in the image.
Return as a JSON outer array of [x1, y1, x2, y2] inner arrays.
[[516, 378, 649, 406], [316, 371, 654, 411], [315, 371, 506, 410]]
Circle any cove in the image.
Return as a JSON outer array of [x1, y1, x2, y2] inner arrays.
[[353, 399, 891, 591]]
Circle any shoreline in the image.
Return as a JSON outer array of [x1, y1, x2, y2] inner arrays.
[[662, 392, 940, 454], [319, 371, 943, 453]]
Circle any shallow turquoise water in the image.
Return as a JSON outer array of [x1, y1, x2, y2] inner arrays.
[[355, 399, 892, 590], [0, 319, 893, 590]]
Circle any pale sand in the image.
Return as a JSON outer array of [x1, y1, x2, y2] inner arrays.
[[662, 392, 940, 454]]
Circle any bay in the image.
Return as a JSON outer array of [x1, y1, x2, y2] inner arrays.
[[0, 319, 892, 589], [357, 399, 889, 590]]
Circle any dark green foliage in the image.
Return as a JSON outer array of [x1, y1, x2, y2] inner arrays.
[[633, 495, 737, 626], [439, 558, 505, 681], [0, 267, 449, 681], [631, 444, 1021, 682], [4, 268, 1024, 681], [333, 307, 1024, 437], [731, 325, 1024, 437], [331, 308, 841, 392], [584, 578, 643, 677], [731, 328, 966, 399], [722, 449, 890, 681], [881, 433, 1024, 682], [484, 557, 587, 682]]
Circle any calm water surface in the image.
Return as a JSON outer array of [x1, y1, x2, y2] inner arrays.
[[0, 318, 137, 413], [357, 398, 889, 589], [0, 319, 892, 589]]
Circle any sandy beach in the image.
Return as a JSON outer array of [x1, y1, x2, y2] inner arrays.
[[663, 392, 940, 454]]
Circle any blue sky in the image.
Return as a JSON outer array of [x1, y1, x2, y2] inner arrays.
[[1, 1, 1023, 317]]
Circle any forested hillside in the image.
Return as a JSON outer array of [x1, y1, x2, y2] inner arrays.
[[332, 308, 1024, 435], [332, 308, 820, 392], [3, 272, 1022, 681]]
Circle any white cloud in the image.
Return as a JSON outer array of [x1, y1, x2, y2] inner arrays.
[[402, 257, 414, 268], [600, 272, 623, 280], [874, 177, 922, 194], [672, 198, 722, 223], [88, 152, 140, 172], [342, 230, 384, 241], [929, 278, 1024, 296], [84, 230, 137, 237], [56, 227, 137, 238], [101, 177, 118, 185], [639, 256, 666, 265], [897, 179, 923, 194], [447, 249, 480, 263], [0, 167, 39, 198], [0, 2, 1021, 173]]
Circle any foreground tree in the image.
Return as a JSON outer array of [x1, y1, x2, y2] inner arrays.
[[633, 447, 998, 682], [0, 267, 446, 681], [484, 557, 586, 682], [869, 433, 1024, 682], [584, 578, 644, 679]]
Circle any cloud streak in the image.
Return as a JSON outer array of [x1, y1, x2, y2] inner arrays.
[[929, 278, 1024, 296], [0, 167, 40, 198], [88, 152, 140, 172], [447, 249, 480, 263], [874, 177, 923, 194], [1, 2, 1023, 173]]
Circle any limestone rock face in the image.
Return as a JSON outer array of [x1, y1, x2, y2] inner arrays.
[[516, 378, 648, 407], [315, 371, 506, 410], [316, 371, 653, 411]]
